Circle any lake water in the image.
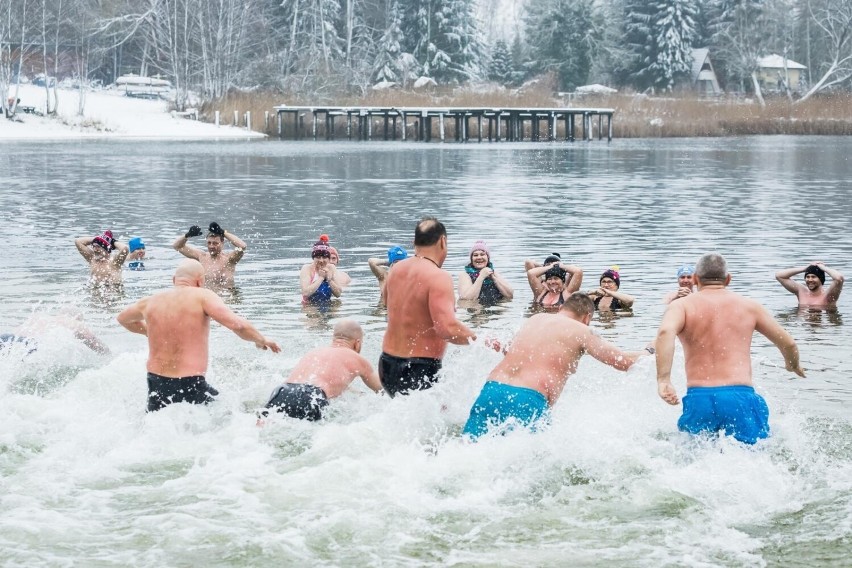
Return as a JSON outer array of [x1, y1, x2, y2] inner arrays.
[[0, 137, 850, 566]]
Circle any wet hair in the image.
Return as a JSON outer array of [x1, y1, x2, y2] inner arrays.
[[804, 265, 826, 284], [562, 292, 594, 316], [414, 217, 446, 247], [206, 232, 225, 241], [695, 252, 727, 282]]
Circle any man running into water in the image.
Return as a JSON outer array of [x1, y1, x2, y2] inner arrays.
[[74, 230, 129, 285], [656, 253, 805, 444], [663, 264, 696, 304], [172, 222, 246, 289], [2, 308, 109, 355], [368, 245, 408, 306], [117, 259, 280, 412], [380, 217, 476, 396], [261, 319, 382, 421], [775, 262, 844, 308], [463, 292, 648, 439]]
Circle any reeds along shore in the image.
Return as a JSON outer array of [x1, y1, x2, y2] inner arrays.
[[199, 88, 852, 138]]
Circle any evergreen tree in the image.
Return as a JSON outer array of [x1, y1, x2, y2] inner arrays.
[[524, 0, 596, 91], [647, 0, 699, 90], [489, 39, 513, 84], [374, 1, 405, 83]]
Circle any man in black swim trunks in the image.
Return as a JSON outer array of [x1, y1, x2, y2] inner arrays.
[[117, 259, 280, 412], [380, 217, 476, 396], [262, 319, 382, 421]]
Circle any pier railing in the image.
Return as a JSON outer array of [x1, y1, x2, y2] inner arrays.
[[272, 106, 614, 142]]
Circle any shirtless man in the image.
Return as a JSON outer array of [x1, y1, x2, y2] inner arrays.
[[463, 292, 648, 439], [367, 245, 408, 306], [117, 259, 280, 412], [74, 230, 129, 285], [663, 264, 695, 304], [380, 217, 476, 397], [2, 308, 110, 355], [261, 319, 382, 421], [172, 222, 246, 289], [656, 253, 805, 444], [775, 262, 844, 308]]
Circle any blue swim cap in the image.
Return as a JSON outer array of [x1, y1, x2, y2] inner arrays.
[[387, 246, 408, 264], [677, 264, 695, 277], [129, 237, 145, 252]]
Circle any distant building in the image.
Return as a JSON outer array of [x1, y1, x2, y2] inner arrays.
[[755, 54, 807, 93], [689, 48, 722, 96]]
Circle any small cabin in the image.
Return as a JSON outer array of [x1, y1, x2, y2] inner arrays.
[[755, 55, 807, 92], [690, 48, 722, 96], [114, 74, 172, 99]]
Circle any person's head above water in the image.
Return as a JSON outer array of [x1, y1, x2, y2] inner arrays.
[[328, 246, 340, 265], [544, 252, 561, 265], [804, 264, 826, 286], [91, 230, 116, 256], [387, 245, 408, 265], [694, 252, 730, 287], [469, 240, 491, 268], [561, 291, 595, 322], [129, 237, 145, 252], [174, 258, 205, 287], [414, 216, 448, 265], [332, 319, 364, 352], [545, 265, 566, 282], [676, 264, 695, 287], [311, 240, 331, 260], [600, 267, 621, 289]]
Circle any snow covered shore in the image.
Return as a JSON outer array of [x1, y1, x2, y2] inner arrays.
[[1, 84, 265, 140]]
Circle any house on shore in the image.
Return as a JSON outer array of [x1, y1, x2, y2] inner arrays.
[[755, 54, 807, 93], [689, 48, 722, 96]]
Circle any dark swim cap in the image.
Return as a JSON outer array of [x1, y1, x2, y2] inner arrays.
[[544, 266, 566, 281], [544, 252, 561, 265], [600, 268, 621, 288], [804, 264, 826, 284]]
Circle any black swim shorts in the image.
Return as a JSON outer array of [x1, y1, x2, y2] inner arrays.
[[146, 372, 219, 412], [378, 352, 442, 397], [263, 383, 329, 421]]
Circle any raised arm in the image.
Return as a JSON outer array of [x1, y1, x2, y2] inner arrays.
[[300, 264, 326, 296], [224, 230, 247, 264], [111, 241, 130, 268], [74, 237, 95, 262], [654, 302, 686, 405], [201, 291, 280, 352], [368, 258, 389, 281], [173, 226, 203, 260], [817, 263, 844, 304], [429, 272, 476, 345], [526, 263, 549, 296], [775, 265, 807, 295], [117, 299, 149, 336], [754, 303, 805, 377], [561, 263, 584, 294]]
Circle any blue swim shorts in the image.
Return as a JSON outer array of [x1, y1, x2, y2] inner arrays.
[[677, 385, 770, 445], [462, 380, 550, 440]]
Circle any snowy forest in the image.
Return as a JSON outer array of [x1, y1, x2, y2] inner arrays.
[[1, 0, 851, 110]]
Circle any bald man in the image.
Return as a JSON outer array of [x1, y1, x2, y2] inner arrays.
[[118, 259, 280, 412], [262, 319, 382, 421]]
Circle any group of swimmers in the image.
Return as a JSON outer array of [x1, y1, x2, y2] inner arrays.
[[74, 215, 841, 445]]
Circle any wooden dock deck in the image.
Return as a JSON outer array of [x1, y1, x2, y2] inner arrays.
[[272, 105, 614, 142]]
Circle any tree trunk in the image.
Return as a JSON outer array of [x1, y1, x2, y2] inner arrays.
[[750, 72, 765, 108]]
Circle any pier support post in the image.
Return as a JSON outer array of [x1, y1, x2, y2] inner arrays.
[[215, 110, 220, 127], [439, 113, 445, 141]]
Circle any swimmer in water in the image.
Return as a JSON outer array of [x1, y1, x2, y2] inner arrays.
[[324, 236, 352, 288], [74, 230, 129, 285], [775, 261, 844, 308], [172, 222, 246, 289], [663, 264, 695, 304], [300, 239, 345, 304], [457, 240, 514, 304], [656, 252, 805, 444], [368, 245, 408, 306], [127, 237, 146, 271], [117, 259, 280, 412], [2, 308, 110, 355], [463, 292, 649, 440], [587, 267, 634, 310], [526, 257, 583, 307], [380, 217, 475, 397], [261, 319, 382, 421]]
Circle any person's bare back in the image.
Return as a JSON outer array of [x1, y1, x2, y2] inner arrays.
[[286, 345, 380, 398]]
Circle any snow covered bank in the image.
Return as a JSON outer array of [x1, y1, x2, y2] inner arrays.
[[2, 84, 265, 140]]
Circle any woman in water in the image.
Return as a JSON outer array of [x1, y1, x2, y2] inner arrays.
[[300, 239, 345, 304], [588, 267, 634, 310], [525, 255, 583, 307], [457, 240, 514, 304]]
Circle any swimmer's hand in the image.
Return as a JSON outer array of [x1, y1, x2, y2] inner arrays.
[[186, 225, 202, 238], [657, 381, 680, 405], [256, 339, 281, 353], [484, 336, 506, 354], [786, 362, 806, 378], [209, 222, 225, 236]]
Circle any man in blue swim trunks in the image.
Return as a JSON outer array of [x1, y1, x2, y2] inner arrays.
[[463, 292, 649, 440], [656, 252, 805, 444]]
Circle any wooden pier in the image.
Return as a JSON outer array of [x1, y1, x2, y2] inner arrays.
[[272, 105, 614, 142]]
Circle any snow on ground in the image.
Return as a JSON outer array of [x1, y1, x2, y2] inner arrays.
[[2, 84, 265, 140]]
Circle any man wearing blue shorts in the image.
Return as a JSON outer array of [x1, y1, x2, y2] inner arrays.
[[655, 253, 805, 444], [463, 292, 649, 440]]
